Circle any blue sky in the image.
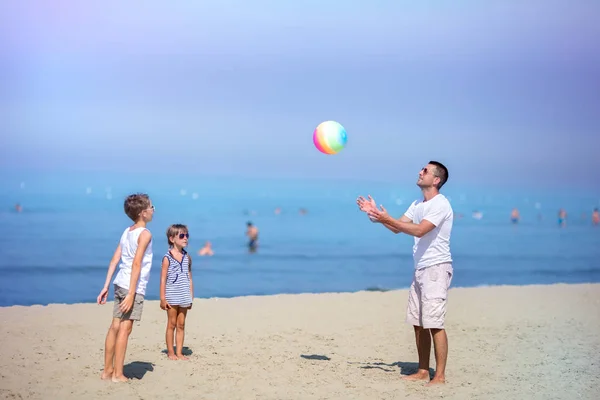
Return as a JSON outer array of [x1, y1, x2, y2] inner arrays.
[[1, 0, 599, 186]]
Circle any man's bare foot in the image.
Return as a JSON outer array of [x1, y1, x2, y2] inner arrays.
[[425, 377, 445, 386], [177, 355, 189, 360], [111, 374, 128, 383], [402, 370, 430, 381], [167, 354, 178, 360], [100, 370, 113, 380]]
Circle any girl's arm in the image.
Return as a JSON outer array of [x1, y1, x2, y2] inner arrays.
[[97, 243, 122, 304], [188, 256, 194, 302], [119, 230, 152, 313], [160, 256, 171, 310]]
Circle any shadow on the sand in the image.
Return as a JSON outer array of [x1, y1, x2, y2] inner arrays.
[[300, 354, 331, 361], [348, 361, 434, 377], [161, 346, 193, 356], [123, 362, 155, 380]]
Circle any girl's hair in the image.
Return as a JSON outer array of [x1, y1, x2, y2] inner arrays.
[[166, 224, 188, 247]]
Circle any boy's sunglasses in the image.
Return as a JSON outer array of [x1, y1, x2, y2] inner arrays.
[[179, 233, 189, 239]]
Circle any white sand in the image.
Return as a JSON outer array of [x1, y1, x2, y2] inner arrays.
[[1, 283, 599, 400]]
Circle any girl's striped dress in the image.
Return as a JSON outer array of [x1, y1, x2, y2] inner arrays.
[[164, 250, 193, 307]]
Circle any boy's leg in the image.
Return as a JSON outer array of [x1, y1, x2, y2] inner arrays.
[[175, 307, 189, 360], [112, 319, 134, 382], [166, 307, 178, 360], [111, 286, 144, 382], [101, 318, 121, 380]]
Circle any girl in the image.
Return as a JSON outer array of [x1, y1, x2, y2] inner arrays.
[[160, 224, 194, 360]]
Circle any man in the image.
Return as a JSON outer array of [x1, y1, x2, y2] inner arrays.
[[246, 221, 259, 252], [357, 161, 453, 386]]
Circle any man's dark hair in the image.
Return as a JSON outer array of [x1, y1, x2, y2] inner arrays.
[[429, 161, 449, 190]]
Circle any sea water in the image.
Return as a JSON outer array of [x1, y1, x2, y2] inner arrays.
[[1, 172, 599, 306]]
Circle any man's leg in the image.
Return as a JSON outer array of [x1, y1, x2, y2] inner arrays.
[[427, 328, 448, 385], [403, 325, 431, 380], [404, 269, 431, 380], [421, 263, 453, 386]]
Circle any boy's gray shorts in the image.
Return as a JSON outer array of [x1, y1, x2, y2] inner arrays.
[[113, 285, 144, 321]]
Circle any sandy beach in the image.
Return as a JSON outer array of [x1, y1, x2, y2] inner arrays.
[[1, 283, 599, 400]]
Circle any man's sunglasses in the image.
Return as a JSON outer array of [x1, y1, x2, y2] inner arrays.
[[179, 233, 189, 239]]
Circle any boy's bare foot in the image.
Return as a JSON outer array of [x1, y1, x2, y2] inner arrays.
[[100, 370, 113, 380], [167, 354, 178, 360], [111, 374, 128, 383], [177, 355, 189, 360], [402, 370, 430, 381], [425, 377, 446, 386]]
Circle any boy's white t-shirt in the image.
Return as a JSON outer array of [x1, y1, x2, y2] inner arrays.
[[404, 194, 453, 270], [113, 227, 153, 296]]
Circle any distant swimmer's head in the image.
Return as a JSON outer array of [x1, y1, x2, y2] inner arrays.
[[247, 221, 253, 227], [124, 193, 154, 222], [417, 161, 449, 190]]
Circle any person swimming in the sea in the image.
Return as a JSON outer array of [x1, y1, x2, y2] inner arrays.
[[246, 222, 259, 252], [558, 208, 567, 227], [510, 208, 520, 224], [198, 241, 214, 256]]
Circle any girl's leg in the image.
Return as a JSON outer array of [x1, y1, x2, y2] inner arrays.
[[101, 318, 121, 380], [112, 319, 134, 382], [175, 307, 189, 360], [166, 306, 178, 360]]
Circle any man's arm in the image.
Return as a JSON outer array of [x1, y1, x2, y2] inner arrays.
[[368, 204, 437, 238], [381, 215, 412, 234], [380, 215, 436, 238]]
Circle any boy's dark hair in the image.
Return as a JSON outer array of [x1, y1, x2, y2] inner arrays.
[[124, 193, 151, 222], [166, 224, 188, 247], [429, 161, 449, 190]]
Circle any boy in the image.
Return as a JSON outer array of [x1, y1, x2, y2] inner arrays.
[[96, 193, 154, 382]]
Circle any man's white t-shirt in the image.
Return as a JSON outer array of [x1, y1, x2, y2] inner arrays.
[[404, 194, 453, 270]]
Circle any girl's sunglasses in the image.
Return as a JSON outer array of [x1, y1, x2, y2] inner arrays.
[[179, 233, 189, 239]]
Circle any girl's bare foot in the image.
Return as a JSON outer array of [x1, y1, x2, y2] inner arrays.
[[111, 374, 128, 383], [177, 355, 189, 360], [402, 370, 430, 381], [100, 369, 113, 380], [167, 354, 178, 360]]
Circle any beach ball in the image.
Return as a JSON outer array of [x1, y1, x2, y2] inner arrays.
[[313, 121, 348, 155]]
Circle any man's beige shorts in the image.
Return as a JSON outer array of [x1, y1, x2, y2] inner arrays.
[[113, 285, 145, 321], [406, 263, 453, 329]]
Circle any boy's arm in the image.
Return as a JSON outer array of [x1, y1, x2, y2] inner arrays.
[[119, 230, 152, 313], [97, 243, 121, 304]]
